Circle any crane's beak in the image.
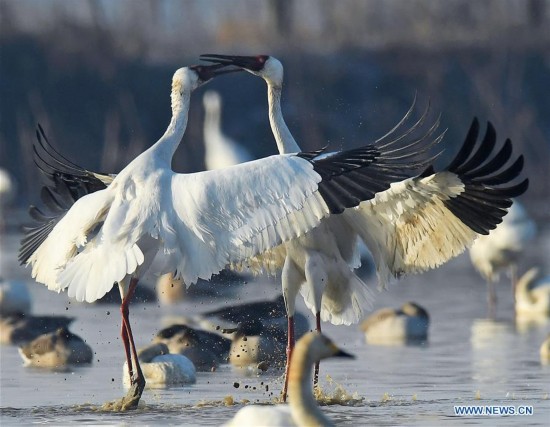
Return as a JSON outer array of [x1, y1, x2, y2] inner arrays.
[[190, 63, 242, 83], [200, 54, 267, 72]]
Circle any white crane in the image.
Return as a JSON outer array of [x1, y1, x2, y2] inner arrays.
[[19, 63, 445, 409], [156, 90, 253, 303], [469, 199, 536, 317], [203, 90, 253, 169], [200, 53, 529, 399]]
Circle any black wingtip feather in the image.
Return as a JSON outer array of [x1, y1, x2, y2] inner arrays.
[[446, 118, 480, 172], [442, 120, 528, 235]]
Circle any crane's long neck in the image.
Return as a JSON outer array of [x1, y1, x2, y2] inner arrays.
[[288, 348, 333, 427], [150, 85, 191, 164], [267, 83, 301, 154]]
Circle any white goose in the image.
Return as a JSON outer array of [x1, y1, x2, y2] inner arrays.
[[203, 90, 253, 170], [515, 267, 550, 317], [122, 343, 196, 388], [200, 53, 529, 398], [20, 63, 443, 409], [360, 301, 430, 345], [224, 332, 353, 427]]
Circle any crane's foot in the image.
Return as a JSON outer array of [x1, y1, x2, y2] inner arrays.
[[101, 376, 146, 411]]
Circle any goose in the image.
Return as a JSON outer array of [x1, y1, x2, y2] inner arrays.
[[153, 324, 230, 371], [540, 334, 550, 364], [360, 301, 429, 345], [200, 53, 528, 398], [184, 295, 309, 339], [0, 313, 74, 345], [515, 267, 550, 317], [122, 342, 196, 388], [18, 326, 93, 368], [227, 319, 287, 370], [20, 61, 442, 408], [224, 332, 353, 427]]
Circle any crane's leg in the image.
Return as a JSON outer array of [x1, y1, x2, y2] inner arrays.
[[119, 277, 146, 410], [281, 256, 302, 403], [314, 312, 322, 386], [304, 252, 326, 391], [118, 281, 135, 382]]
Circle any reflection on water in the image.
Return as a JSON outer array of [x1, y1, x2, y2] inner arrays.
[[1, 229, 550, 425]]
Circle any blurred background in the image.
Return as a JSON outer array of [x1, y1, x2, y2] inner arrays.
[[0, 0, 549, 217]]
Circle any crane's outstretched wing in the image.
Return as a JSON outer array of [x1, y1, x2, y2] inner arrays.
[[166, 126, 439, 285], [344, 118, 529, 287], [18, 126, 112, 265], [23, 111, 442, 296]]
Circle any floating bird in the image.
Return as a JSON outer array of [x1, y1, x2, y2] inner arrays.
[[20, 63, 437, 409], [122, 343, 196, 388], [540, 334, 550, 364], [360, 302, 430, 345], [153, 324, 230, 371], [194, 294, 309, 338], [0, 313, 74, 345], [203, 90, 253, 170], [0, 278, 31, 316], [18, 326, 93, 368], [200, 53, 529, 399], [469, 200, 536, 317], [515, 267, 550, 317], [226, 319, 287, 370], [224, 332, 353, 427]]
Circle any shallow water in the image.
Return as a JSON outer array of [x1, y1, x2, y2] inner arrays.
[[1, 226, 549, 426]]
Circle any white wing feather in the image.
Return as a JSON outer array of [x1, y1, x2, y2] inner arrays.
[[167, 154, 329, 285], [345, 171, 478, 288], [27, 190, 113, 293], [37, 154, 329, 301]]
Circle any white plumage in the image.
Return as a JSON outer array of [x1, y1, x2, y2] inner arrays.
[[21, 62, 441, 407], [203, 90, 253, 170], [122, 343, 196, 388], [470, 200, 536, 283], [515, 267, 550, 317], [469, 199, 536, 316], [224, 332, 353, 427], [200, 53, 528, 399], [360, 302, 430, 345]]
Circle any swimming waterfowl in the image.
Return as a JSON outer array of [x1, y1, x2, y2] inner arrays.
[[540, 335, 550, 364], [360, 302, 430, 345], [18, 327, 93, 368], [228, 319, 287, 369], [515, 267, 550, 317], [122, 342, 196, 388], [153, 324, 230, 371], [0, 313, 74, 345], [224, 332, 353, 426]]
